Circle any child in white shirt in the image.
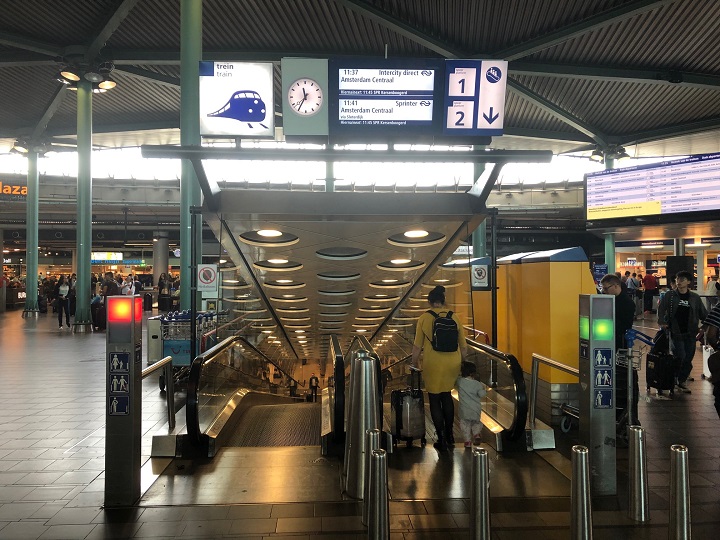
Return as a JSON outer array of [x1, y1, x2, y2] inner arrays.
[[455, 361, 487, 447]]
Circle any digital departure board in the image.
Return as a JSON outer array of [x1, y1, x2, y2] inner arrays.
[[328, 58, 443, 140], [585, 153, 720, 222]]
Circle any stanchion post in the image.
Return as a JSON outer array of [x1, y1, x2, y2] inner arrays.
[[363, 429, 382, 526], [669, 444, 691, 540], [470, 447, 491, 540], [165, 362, 176, 430], [367, 449, 389, 540], [628, 425, 649, 522], [571, 445, 593, 540]]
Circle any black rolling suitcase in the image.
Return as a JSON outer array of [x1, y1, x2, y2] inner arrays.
[[390, 368, 426, 447], [646, 330, 676, 394], [92, 303, 107, 331]]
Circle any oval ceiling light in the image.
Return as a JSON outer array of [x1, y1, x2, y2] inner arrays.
[[319, 311, 349, 317], [393, 315, 419, 321], [421, 280, 463, 288], [387, 323, 413, 328], [377, 260, 425, 271], [363, 294, 400, 302], [239, 229, 298, 247], [279, 316, 311, 322], [276, 306, 310, 313], [263, 280, 306, 289], [319, 301, 352, 308], [254, 259, 303, 271], [316, 247, 368, 261], [387, 230, 445, 247], [359, 306, 391, 312], [233, 308, 267, 314], [356, 315, 384, 321], [369, 280, 410, 289], [317, 270, 361, 281], [318, 289, 356, 296], [286, 324, 312, 329], [270, 295, 308, 303]]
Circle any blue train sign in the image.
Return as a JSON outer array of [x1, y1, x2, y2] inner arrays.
[[200, 62, 274, 137]]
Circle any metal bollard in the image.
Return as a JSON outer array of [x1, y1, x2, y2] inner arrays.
[[470, 447, 491, 540], [628, 425, 649, 522], [669, 444, 691, 540], [571, 445, 593, 540], [363, 429, 382, 525], [367, 449, 389, 540], [345, 352, 381, 498], [165, 362, 176, 430]]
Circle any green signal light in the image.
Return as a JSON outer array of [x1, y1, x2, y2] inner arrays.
[[579, 316, 589, 340], [592, 318, 614, 341]]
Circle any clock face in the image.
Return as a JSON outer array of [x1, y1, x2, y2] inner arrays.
[[287, 78, 324, 116]]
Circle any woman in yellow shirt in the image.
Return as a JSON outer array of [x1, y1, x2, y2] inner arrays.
[[411, 286, 467, 450]]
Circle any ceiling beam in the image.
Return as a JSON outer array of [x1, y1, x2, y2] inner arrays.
[[617, 116, 720, 146], [492, 0, 677, 61], [502, 127, 593, 143], [31, 86, 68, 141], [331, 0, 465, 58], [141, 145, 553, 164], [507, 78, 608, 146], [0, 30, 63, 57], [510, 61, 720, 90], [43, 121, 179, 138], [85, 0, 141, 61], [0, 52, 56, 67], [114, 66, 180, 87]]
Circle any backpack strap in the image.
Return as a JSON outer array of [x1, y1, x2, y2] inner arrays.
[[427, 310, 438, 318], [447, 310, 453, 318]]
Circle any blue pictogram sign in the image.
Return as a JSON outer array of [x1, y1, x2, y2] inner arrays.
[[594, 368, 613, 388], [109, 352, 130, 372], [207, 90, 268, 128], [594, 389, 613, 409], [108, 396, 129, 416], [593, 348, 612, 367]]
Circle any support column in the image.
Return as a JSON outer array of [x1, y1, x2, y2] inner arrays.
[[673, 238, 685, 256], [74, 79, 92, 331], [179, 0, 203, 310], [696, 248, 705, 292], [604, 233, 616, 274], [153, 231, 169, 287], [23, 151, 40, 314], [472, 152, 486, 257], [71, 249, 78, 275], [325, 161, 334, 192]]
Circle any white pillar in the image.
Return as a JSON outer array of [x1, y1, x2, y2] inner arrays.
[[153, 231, 169, 287]]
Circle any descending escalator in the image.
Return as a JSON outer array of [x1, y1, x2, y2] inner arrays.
[[225, 403, 320, 447]]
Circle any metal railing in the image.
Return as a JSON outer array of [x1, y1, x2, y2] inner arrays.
[[141, 355, 175, 429], [466, 338, 527, 441], [529, 353, 579, 429]]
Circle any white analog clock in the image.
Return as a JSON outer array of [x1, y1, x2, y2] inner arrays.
[[287, 78, 324, 116]]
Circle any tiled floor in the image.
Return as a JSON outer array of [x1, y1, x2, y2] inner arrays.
[[0, 309, 718, 538]]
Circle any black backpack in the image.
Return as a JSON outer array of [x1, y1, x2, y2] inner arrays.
[[427, 310, 459, 352]]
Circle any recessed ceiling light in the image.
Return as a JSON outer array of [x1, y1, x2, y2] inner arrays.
[[258, 229, 282, 237], [276, 279, 293, 283], [391, 258, 412, 264], [382, 279, 398, 283], [268, 258, 288, 264], [295, 330, 305, 333], [404, 230, 428, 238]]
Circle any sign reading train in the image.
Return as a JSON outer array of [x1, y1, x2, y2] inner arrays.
[[199, 62, 275, 137]]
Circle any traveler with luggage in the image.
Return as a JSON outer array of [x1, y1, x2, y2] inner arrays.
[[657, 270, 707, 394], [701, 304, 720, 417], [456, 361, 487, 448], [411, 285, 467, 450]]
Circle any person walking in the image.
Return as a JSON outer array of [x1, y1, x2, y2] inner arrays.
[[54, 275, 71, 329], [411, 285, 468, 450], [642, 271, 659, 314], [309, 373, 319, 402], [658, 270, 707, 394], [455, 361, 487, 448]]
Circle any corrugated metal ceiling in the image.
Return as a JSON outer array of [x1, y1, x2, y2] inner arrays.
[[0, 0, 718, 156]]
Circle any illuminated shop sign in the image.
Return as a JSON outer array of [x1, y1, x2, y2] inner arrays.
[[0, 181, 27, 200], [91, 252, 124, 264]]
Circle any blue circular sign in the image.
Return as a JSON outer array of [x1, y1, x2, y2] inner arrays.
[[486, 67, 502, 83]]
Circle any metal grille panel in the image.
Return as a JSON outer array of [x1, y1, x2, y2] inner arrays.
[[226, 403, 321, 447]]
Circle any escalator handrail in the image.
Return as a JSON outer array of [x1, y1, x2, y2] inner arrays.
[[186, 334, 303, 445], [380, 354, 412, 373], [186, 335, 240, 444], [329, 335, 345, 440], [465, 338, 528, 441]]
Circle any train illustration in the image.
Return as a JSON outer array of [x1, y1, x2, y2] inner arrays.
[[207, 90, 268, 128]]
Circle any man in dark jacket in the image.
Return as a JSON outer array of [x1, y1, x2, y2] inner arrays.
[[601, 273, 638, 425], [658, 270, 707, 394]]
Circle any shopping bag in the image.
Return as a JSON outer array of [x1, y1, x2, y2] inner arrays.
[[702, 344, 714, 379]]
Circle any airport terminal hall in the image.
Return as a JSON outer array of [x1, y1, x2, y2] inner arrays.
[[3, 1, 720, 539]]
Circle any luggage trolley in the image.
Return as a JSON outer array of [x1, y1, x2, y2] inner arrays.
[[158, 310, 227, 391]]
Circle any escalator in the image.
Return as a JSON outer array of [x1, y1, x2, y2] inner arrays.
[[225, 403, 320, 447]]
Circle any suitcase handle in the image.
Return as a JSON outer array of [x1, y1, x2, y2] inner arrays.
[[408, 366, 422, 392]]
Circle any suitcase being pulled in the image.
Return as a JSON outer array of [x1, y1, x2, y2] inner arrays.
[[390, 367, 426, 447], [646, 330, 677, 394]]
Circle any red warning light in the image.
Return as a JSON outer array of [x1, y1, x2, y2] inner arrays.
[[108, 297, 133, 324], [134, 296, 143, 322]]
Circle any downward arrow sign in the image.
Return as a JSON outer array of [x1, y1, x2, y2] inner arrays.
[[483, 107, 499, 124]]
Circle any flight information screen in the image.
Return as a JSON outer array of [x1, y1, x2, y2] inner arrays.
[[585, 153, 720, 221]]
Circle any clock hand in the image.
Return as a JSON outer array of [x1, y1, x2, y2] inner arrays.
[[297, 89, 307, 111]]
